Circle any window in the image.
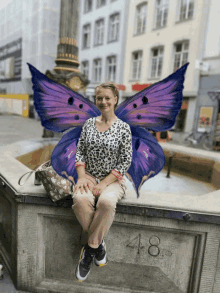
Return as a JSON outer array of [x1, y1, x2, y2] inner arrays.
[[82, 24, 91, 49], [134, 2, 147, 35], [81, 61, 89, 78], [175, 103, 188, 131], [93, 59, 102, 82], [108, 13, 120, 42], [94, 19, 104, 46], [106, 56, 117, 82], [131, 51, 142, 80], [150, 47, 164, 78], [97, 0, 106, 8], [84, 0, 92, 13], [154, 0, 169, 29], [178, 0, 194, 21], [173, 41, 189, 71]]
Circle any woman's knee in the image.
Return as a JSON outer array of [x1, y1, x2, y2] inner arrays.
[[72, 190, 94, 206], [97, 192, 117, 210]]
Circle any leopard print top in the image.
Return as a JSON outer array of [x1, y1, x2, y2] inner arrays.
[[75, 117, 132, 179]]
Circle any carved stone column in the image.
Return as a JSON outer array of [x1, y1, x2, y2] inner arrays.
[[43, 0, 89, 138]]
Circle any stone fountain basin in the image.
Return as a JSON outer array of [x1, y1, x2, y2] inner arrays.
[[0, 139, 220, 293]]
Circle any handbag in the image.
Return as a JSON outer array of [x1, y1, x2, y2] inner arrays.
[[18, 160, 74, 202]]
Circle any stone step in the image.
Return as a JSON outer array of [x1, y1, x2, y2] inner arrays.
[[35, 261, 183, 293]]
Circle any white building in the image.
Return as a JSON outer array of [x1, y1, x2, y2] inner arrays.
[[203, 0, 220, 75], [0, 0, 60, 95], [122, 0, 211, 138], [78, 0, 129, 103], [195, 0, 220, 148]]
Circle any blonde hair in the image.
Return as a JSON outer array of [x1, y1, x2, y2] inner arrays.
[[95, 83, 119, 109]]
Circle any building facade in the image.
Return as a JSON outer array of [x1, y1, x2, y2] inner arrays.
[[0, 0, 61, 117], [194, 0, 220, 148], [0, 0, 61, 95], [122, 0, 211, 140], [78, 0, 129, 104]]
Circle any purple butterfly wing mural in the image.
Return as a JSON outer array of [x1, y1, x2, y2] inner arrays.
[[115, 63, 189, 132], [128, 126, 165, 197], [28, 63, 189, 198], [27, 63, 101, 132]]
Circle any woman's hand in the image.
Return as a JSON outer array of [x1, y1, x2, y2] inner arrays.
[[92, 181, 108, 197], [74, 177, 93, 194]]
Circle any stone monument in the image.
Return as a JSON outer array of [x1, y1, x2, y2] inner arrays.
[[43, 0, 89, 137]]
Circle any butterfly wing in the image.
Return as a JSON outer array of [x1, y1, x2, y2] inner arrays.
[[51, 127, 83, 184], [115, 63, 189, 131], [128, 126, 165, 198], [27, 63, 101, 132]]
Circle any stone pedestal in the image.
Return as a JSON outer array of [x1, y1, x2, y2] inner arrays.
[[1, 141, 220, 292]]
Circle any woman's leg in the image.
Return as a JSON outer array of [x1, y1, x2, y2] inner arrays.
[[87, 182, 125, 248], [72, 175, 96, 232]]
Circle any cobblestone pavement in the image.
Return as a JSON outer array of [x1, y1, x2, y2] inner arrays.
[[0, 266, 20, 293], [0, 114, 43, 147], [0, 256, 29, 293]]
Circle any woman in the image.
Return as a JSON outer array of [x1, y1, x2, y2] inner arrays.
[[72, 83, 133, 282]]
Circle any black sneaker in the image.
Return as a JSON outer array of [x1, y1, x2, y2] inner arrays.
[[94, 240, 108, 267], [75, 244, 94, 282]]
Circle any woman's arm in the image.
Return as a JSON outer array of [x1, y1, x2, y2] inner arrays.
[[74, 164, 93, 194], [101, 173, 118, 186], [76, 164, 86, 178], [111, 123, 133, 179], [92, 173, 117, 196], [75, 123, 87, 165], [74, 121, 93, 194]]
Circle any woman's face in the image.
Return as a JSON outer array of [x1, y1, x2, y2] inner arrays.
[[95, 87, 117, 114]]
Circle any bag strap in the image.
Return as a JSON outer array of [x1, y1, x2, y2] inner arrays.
[[18, 170, 36, 186], [18, 161, 50, 186]]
